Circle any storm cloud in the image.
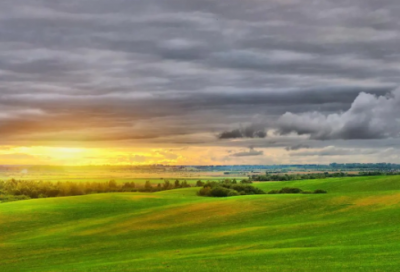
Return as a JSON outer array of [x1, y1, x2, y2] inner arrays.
[[0, 0, 399, 163], [218, 125, 267, 139], [277, 88, 400, 140]]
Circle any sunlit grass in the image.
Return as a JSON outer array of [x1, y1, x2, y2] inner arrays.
[[1, 176, 400, 271]]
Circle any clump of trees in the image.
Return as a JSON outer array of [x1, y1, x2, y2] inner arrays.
[[0, 178, 196, 201], [0, 179, 138, 200], [253, 172, 348, 182], [197, 180, 265, 197], [267, 187, 327, 194], [142, 179, 191, 192], [0, 177, 256, 202]]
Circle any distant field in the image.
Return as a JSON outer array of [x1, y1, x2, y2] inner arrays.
[[0, 170, 247, 186], [1, 175, 400, 271]]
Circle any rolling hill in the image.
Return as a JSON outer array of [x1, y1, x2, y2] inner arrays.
[[1, 176, 400, 271]]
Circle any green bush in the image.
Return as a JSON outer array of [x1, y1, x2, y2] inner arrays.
[[210, 186, 233, 197], [228, 184, 265, 195], [279, 187, 303, 194], [197, 186, 212, 196], [227, 190, 240, 197], [314, 189, 327, 194], [198, 182, 265, 197]]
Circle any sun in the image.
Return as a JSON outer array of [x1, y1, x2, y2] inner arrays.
[[47, 147, 87, 161], [7, 146, 95, 165]]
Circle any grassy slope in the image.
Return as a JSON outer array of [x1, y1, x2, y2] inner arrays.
[[1, 176, 400, 271]]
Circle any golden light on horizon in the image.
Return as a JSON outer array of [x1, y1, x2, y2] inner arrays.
[[5, 146, 100, 165], [0, 145, 296, 166], [0, 146, 185, 165]]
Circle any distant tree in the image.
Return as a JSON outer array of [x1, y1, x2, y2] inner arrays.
[[145, 180, 152, 191], [224, 179, 232, 185], [227, 190, 240, 196], [197, 186, 211, 196], [198, 182, 265, 197], [108, 180, 118, 190], [122, 182, 135, 191], [69, 183, 84, 196], [279, 187, 303, 194], [181, 180, 190, 188], [163, 180, 171, 190], [209, 186, 232, 197]]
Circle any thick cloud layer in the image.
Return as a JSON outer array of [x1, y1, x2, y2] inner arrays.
[[277, 88, 400, 140], [0, 0, 399, 163]]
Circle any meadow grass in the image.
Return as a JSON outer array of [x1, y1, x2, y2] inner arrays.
[[1, 176, 400, 271]]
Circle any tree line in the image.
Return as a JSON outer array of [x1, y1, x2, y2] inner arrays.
[[0, 179, 137, 200], [252, 171, 400, 182], [196, 180, 327, 197], [0, 178, 251, 202], [0, 179, 194, 201]]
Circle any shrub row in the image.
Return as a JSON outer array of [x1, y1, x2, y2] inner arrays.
[[267, 187, 327, 194], [198, 182, 265, 197]]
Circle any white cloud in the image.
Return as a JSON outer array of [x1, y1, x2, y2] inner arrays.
[[277, 88, 400, 140]]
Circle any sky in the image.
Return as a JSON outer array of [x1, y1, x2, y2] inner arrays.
[[0, 0, 400, 165]]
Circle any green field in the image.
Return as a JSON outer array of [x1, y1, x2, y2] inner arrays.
[[1, 176, 400, 271]]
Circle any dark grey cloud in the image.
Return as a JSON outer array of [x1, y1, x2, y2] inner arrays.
[[231, 147, 263, 157], [0, 0, 399, 163], [218, 124, 266, 139], [285, 144, 310, 151]]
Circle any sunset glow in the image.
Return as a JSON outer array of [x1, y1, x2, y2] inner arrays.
[[1, 1, 400, 272], [0, 1, 399, 166]]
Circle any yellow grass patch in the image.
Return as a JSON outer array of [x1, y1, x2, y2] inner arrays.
[[89, 200, 263, 235], [334, 192, 400, 213], [353, 193, 400, 208]]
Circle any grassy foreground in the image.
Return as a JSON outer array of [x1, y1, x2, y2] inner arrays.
[[1, 176, 400, 271]]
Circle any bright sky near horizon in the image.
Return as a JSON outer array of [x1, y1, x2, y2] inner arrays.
[[1, 0, 400, 165]]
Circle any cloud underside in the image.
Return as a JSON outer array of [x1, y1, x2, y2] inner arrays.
[[0, 0, 399, 162], [276, 88, 400, 140], [218, 125, 267, 139]]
